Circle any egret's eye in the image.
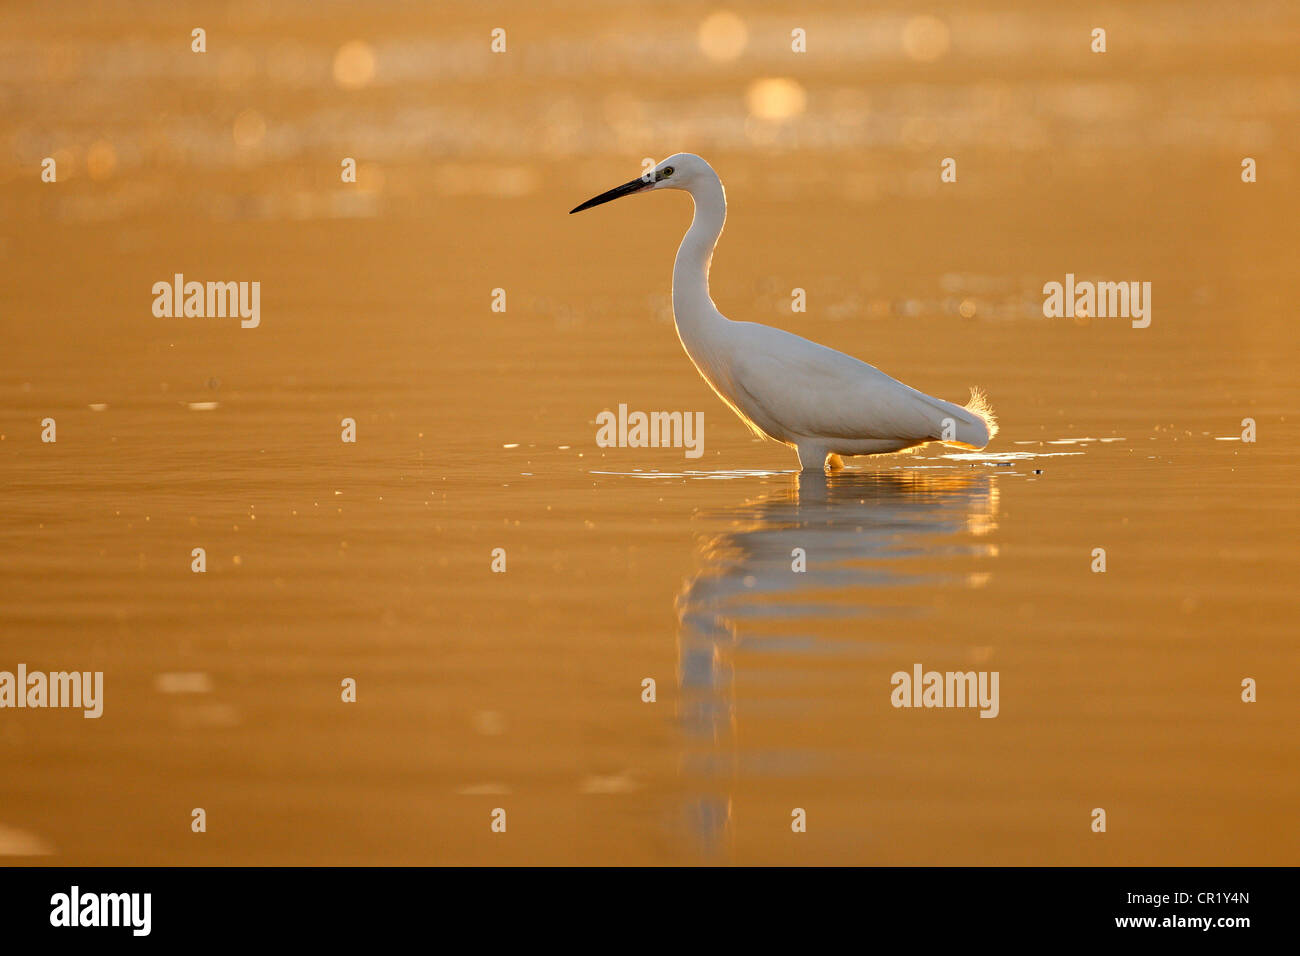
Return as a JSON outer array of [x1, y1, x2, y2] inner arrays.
[[662, 166, 674, 177]]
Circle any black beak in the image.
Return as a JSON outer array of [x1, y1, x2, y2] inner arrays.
[[569, 175, 655, 214]]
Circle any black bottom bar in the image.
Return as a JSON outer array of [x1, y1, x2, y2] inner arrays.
[[0, 866, 1279, 941]]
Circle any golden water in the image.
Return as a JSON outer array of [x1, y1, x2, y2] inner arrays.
[[1, 1, 1297, 864]]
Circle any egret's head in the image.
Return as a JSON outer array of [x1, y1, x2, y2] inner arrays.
[[569, 153, 710, 214]]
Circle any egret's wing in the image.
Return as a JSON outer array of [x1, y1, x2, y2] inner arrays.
[[727, 324, 974, 442]]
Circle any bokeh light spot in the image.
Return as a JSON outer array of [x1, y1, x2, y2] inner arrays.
[[232, 109, 267, 149], [698, 11, 748, 62], [746, 77, 806, 121], [333, 40, 376, 89], [902, 16, 950, 63], [85, 140, 116, 180]]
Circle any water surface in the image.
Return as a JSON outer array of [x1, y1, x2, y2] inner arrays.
[[1, 0, 1297, 864]]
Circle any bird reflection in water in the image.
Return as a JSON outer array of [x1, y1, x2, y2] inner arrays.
[[674, 469, 999, 851]]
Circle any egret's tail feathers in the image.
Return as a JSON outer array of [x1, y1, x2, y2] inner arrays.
[[964, 387, 998, 441], [936, 388, 997, 450]]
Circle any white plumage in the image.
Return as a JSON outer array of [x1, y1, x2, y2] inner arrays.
[[571, 153, 997, 472]]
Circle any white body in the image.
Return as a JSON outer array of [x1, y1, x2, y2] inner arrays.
[[579, 153, 996, 472]]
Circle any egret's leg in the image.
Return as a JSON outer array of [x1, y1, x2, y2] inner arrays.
[[794, 442, 830, 473]]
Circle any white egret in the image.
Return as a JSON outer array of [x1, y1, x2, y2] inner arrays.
[[570, 153, 997, 473]]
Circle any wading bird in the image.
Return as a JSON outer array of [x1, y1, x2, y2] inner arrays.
[[570, 153, 997, 473]]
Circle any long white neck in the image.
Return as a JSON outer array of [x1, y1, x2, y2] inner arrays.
[[672, 171, 728, 348]]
